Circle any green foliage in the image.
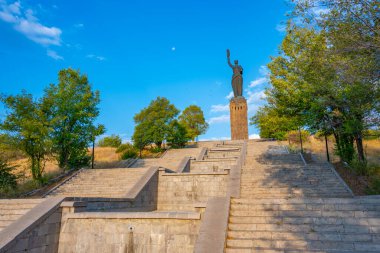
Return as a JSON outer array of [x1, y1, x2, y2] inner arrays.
[[286, 130, 310, 143], [363, 129, 380, 140], [178, 105, 208, 141], [0, 158, 17, 193], [116, 143, 134, 153], [251, 107, 298, 140], [44, 68, 102, 169], [0, 91, 51, 183], [97, 134, 122, 148], [121, 149, 138, 160], [167, 120, 190, 148], [132, 122, 152, 158], [133, 97, 179, 148], [149, 147, 163, 153]]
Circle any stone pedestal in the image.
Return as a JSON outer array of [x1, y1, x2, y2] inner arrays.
[[229, 97, 248, 140]]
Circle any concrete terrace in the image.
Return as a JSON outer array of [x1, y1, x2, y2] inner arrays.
[[0, 140, 379, 253]]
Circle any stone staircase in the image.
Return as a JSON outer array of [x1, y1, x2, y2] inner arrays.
[[226, 140, 380, 252], [0, 198, 44, 232], [46, 168, 148, 198]]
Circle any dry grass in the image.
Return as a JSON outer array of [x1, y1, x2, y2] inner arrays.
[[284, 136, 380, 165]]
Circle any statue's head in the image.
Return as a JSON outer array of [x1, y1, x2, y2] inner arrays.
[[234, 60, 238, 65]]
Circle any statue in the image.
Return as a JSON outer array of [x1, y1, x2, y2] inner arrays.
[[227, 49, 243, 97]]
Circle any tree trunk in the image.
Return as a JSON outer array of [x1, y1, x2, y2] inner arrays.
[[355, 133, 366, 162]]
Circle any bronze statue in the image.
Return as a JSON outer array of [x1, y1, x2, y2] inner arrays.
[[227, 49, 243, 97]]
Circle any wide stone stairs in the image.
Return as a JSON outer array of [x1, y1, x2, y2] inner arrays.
[[226, 141, 380, 252], [0, 198, 44, 232], [46, 168, 148, 198]]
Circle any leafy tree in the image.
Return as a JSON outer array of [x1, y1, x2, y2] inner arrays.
[[179, 105, 208, 141], [0, 92, 51, 182], [132, 122, 151, 158], [97, 134, 122, 148], [167, 120, 190, 148], [251, 106, 299, 140], [44, 68, 102, 169], [133, 97, 179, 148]]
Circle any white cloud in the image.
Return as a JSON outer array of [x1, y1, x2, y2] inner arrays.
[[171, 46, 176, 51], [46, 49, 63, 60], [247, 90, 267, 104], [249, 77, 267, 87], [208, 114, 229, 124], [259, 65, 269, 76], [0, 1, 62, 46], [225, 91, 234, 100], [210, 104, 229, 113], [87, 54, 106, 61], [249, 134, 260, 139]]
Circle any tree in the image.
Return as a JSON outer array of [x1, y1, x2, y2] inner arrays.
[[251, 106, 299, 140], [44, 68, 102, 169], [97, 134, 122, 147], [167, 120, 190, 148], [0, 92, 51, 182], [133, 97, 179, 148], [132, 122, 151, 158], [0, 157, 18, 193], [179, 105, 209, 141]]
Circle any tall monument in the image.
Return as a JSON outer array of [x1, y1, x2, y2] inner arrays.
[[227, 49, 248, 140]]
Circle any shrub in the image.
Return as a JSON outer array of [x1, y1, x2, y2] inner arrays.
[[121, 149, 138, 159], [150, 146, 163, 153], [286, 130, 310, 143], [97, 135, 122, 148], [0, 158, 17, 193], [116, 143, 134, 153]]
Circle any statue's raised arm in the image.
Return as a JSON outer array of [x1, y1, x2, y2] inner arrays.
[[227, 49, 233, 68]]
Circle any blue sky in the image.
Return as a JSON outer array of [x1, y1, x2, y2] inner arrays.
[[0, 0, 291, 141]]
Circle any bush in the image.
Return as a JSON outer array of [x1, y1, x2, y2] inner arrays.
[[121, 149, 138, 159], [97, 135, 122, 148], [150, 146, 163, 153], [286, 130, 310, 143], [0, 158, 17, 193], [116, 143, 134, 153]]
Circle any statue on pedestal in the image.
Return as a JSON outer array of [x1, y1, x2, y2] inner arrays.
[[226, 49, 243, 98]]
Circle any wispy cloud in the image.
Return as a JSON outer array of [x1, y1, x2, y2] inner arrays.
[[225, 91, 234, 100], [210, 104, 229, 113], [247, 90, 267, 104], [87, 54, 106, 61], [249, 134, 260, 139], [199, 136, 230, 141], [259, 65, 269, 76], [0, 1, 62, 46], [249, 77, 267, 87], [276, 23, 286, 33], [208, 114, 230, 124], [46, 49, 63, 60]]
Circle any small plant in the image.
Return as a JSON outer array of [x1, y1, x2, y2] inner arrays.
[[0, 158, 18, 194], [121, 149, 138, 159], [97, 135, 122, 148]]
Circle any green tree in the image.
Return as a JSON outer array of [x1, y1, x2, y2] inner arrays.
[[132, 122, 151, 158], [167, 120, 190, 148], [0, 92, 51, 182], [44, 68, 102, 169], [97, 134, 122, 148], [133, 97, 179, 148], [178, 105, 209, 141]]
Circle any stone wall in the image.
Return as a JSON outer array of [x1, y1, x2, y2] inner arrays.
[[58, 212, 201, 253], [157, 172, 229, 211], [0, 198, 64, 253]]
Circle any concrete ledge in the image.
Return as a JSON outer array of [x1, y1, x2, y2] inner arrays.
[[64, 211, 201, 220], [60, 201, 86, 207], [192, 159, 237, 163], [125, 166, 159, 198], [326, 162, 355, 197], [177, 156, 191, 173], [162, 171, 229, 176], [227, 140, 247, 198], [209, 147, 240, 152], [196, 147, 207, 161], [0, 197, 65, 252], [194, 196, 230, 253]]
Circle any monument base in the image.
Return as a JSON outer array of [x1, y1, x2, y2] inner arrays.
[[230, 96, 248, 140]]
